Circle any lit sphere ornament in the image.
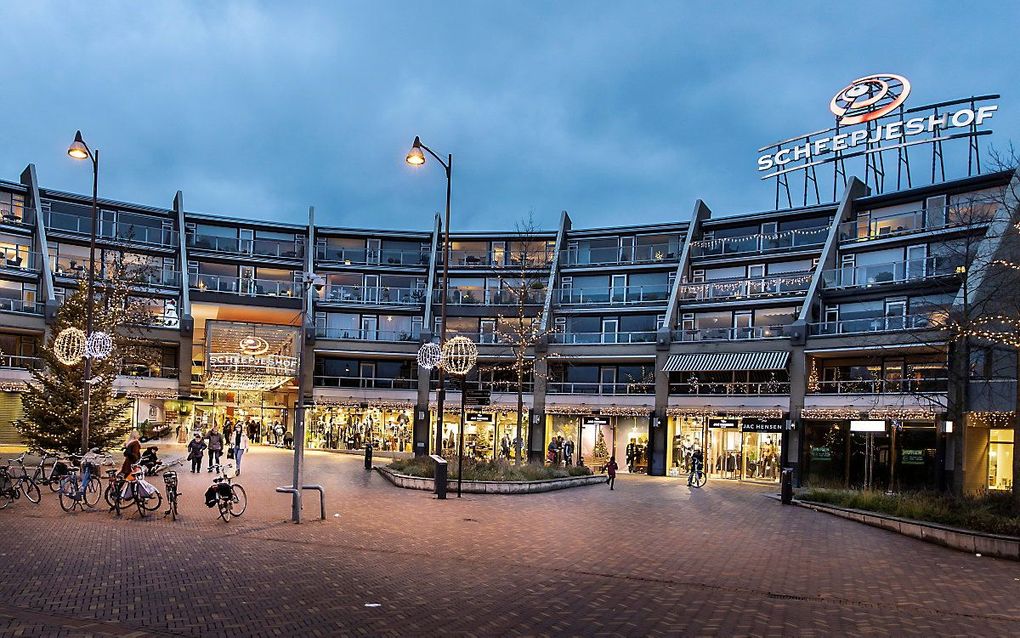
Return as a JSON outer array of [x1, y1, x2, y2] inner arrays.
[[417, 342, 442, 370], [441, 336, 477, 376], [54, 327, 87, 366], [86, 331, 113, 360]]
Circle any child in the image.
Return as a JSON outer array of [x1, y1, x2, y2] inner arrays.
[[187, 433, 207, 473], [606, 455, 619, 490]]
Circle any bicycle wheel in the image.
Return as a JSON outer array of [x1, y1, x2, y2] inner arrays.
[[229, 484, 247, 517], [58, 479, 78, 512], [0, 475, 13, 510], [47, 477, 61, 493], [83, 477, 102, 508], [21, 479, 41, 504], [693, 471, 707, 488], [218, 499, 230, 522], [142, 490, 163, 512]]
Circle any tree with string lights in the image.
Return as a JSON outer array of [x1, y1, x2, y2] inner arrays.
[[15, 257, 164, 453]]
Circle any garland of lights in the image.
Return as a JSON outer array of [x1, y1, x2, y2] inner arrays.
[[690, 227, 827, 249], [85, 331, 113, 360], [54, 328, 88, 365], [667, 407, 784, 419], [680, 274, 813, 298], [807, 359, 820, 392], [416, 342, 443, 370], [970, 411, 1016, 427]]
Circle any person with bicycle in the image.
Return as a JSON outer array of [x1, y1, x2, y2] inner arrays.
[[121, 430, 142, 477], [687, 445, 705, 487]]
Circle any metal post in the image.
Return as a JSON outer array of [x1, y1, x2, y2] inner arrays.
[[81, 148, 99, 453], [457, 375, 466, 498], [291, 285, 308, 523], [434, 155, 452, 456]]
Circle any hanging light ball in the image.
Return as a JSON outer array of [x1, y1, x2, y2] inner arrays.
[[54, 327, 87, 366], [417, 342, 443, 370], [86, 331, 113, 360], [441, 336, 477, 376]]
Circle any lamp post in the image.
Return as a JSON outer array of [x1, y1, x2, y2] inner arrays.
[[406, 136, 452, 457], [67, 130, 99, 453], [291, 272, 324, 523]]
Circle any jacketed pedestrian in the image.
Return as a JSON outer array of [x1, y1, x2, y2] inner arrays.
[[187, 433, 206, 473], [231, 423, 250, 474], [606, 455, 619, 490], [207, 425, 224, 472]]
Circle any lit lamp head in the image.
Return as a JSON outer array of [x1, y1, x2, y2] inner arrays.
[[67, 130, 90, 160], [405, 136, 426, 166]]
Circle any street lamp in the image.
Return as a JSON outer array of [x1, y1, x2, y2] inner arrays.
[[67, 130, 100, 454], [287, 272, 325, 523], [405, 135, 453, 457]]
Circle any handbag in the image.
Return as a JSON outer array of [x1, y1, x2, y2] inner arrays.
[[227, 447, 235, 460]]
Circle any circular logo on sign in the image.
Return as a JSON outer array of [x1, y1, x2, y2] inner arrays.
[[239, 336, 270, 356], [829, 74, 911, 125]]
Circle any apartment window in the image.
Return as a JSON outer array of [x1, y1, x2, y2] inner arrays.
[[691, 269, 705, 284]]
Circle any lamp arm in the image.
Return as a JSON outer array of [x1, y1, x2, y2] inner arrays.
[[417, 141, 449, 172]]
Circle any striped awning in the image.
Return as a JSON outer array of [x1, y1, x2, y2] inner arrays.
[[663, 351, 789, 373]]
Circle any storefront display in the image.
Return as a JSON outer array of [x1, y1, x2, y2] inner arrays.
[[430, 407, 528, 461], [989, 428, 1014, 491], [667, 415, 707, 476], [312, 404, 414, 453]]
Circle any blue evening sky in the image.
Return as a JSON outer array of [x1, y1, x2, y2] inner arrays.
[[2, 2, 1016, 231]]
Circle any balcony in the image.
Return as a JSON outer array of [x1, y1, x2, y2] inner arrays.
[[564, 243, 680, 267], [190, 273, 296, 297], [316, 246, 429, 267], [434, 288, 544, 306], [673, 326, 788, 342], [438, 249, 552, 269], [809, 313, 945, 336], [546, 382, 654, 395], [187, 233, 304, 259], [820, 256, 959, 290], [118, 364, 179, 379], [549, 331, 656, 344], [321, 285, 425, 306], [690, 227, 828, 258], [811, 378, 948, 394], [0, 197, 31, 226], [556, 284, 670, 306], [435, 379, 535, 393], [313, 376, 417, 389], [52, 256, 181, 288], [0, 354, 41, 370], [315, 326, 420, 342], [46, 212, 178, 248], [838, 206, 993, 243], [0, 247, 40, 272], [669, 381, 790, 396], [679, 273, 811, 302], [0, 298, 43, 315]]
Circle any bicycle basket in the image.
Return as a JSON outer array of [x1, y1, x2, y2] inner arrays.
[[162, 471, 178, 489], [216, 483, 232, 499], [52, 461, 70, 477]]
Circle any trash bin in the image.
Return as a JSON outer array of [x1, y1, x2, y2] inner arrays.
[[781, 467, 793, 505], [364, 444, 373, 470], [431, 454, 448, 500]]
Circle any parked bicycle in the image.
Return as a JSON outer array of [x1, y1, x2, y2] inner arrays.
[[206, 463, 247, 522], [162, 470, 180, 520], [58, 451, 103, 512], [6, 453, 41, 504], [108, 464, 162, 518], [0, 464, 20, 509], [27, 449, 63, 493]]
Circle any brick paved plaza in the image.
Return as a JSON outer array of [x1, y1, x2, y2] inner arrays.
[[0, 446, 1018, 637]]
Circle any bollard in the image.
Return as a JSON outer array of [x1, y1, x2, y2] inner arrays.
[[431, 454, 448, 500], [780, 467, 793, 505], [364, 444, 373, 470]]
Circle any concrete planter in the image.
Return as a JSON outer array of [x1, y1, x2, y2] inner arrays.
[[796, 499, 1020, 561], [375, 466, 606, 494]]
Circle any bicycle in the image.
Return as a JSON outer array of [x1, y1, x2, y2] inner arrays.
[[114, 464, 163, 518], [27, 449, 62, 493], [6, 453, 41, 504], [0, 465, 20, 510], [687, 460, 707, 488], [208, 464, 246, 522], [162, 470, 180, 520], [58, 452, 103, 512]]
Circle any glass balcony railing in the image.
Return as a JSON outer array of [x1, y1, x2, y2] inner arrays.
[[810, 378, 948, 394], [190, 273, 296, 297], [313, 376, 418, 389], [549, 331, 657, 344], [690, 227, 828, 258], [821, 256, 960, 289], [433, 288, 544, 306], [673, 326, 788, 342], [45, 212, 178, 247], [51, 256, 181, 287], [669, 381, 790, 395], [0, 247, 40, 272], [564, 243, 680, 267], [118, 364, 179, 379], [0, 298, 43, 314], [187, 233, 304, 259], [315, 326, 421, 342], [809, 313, 946, 336], [316, 246, 429, 267], [439, 250, 553, 268], [556, 285, 670, 306], [546, 381, 654, 395], [679, 273, 812, 301], [321, 285, 426, 305], [0, 198, 30, 225], [0, 354, 41, 370], [432, 379, 535, 393], [838, 206, 994, 243]]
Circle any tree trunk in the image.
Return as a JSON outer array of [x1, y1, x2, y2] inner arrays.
[[515, 365, 524, 466]]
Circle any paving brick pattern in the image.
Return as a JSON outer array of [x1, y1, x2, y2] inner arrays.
[[0, 446, 1018, 636]]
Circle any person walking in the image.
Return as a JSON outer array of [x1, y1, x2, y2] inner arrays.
[[606, 455, 619, 490], [563, 438, 575, 466], [687, 445, 704, 487], [231, 424, 250, 475], [121, 430, 142, 477], [187, 433, 206, 473], [207, 425, 224, 472]]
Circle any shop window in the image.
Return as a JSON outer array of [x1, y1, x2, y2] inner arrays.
[[989, 429, 1014, 491]]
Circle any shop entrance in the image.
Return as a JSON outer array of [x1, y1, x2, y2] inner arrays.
[[193, 390, 291, 445], [706, 418, 783, 483]]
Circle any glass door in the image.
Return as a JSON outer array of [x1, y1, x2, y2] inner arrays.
[[884, 300, 906, 331], [600, 367, 617, 395], [239, 265, 255, 296], [239, 229, 254, 255], [367, 238, 382, 265], [364, 274, 380, 303], [733, 311, 752, 340], [360, 315, 378, 341], [906, 245, 927, 280], [601, 318, 619, 344], [610, 274, 627, 303], [480, 319, 496, 344]]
